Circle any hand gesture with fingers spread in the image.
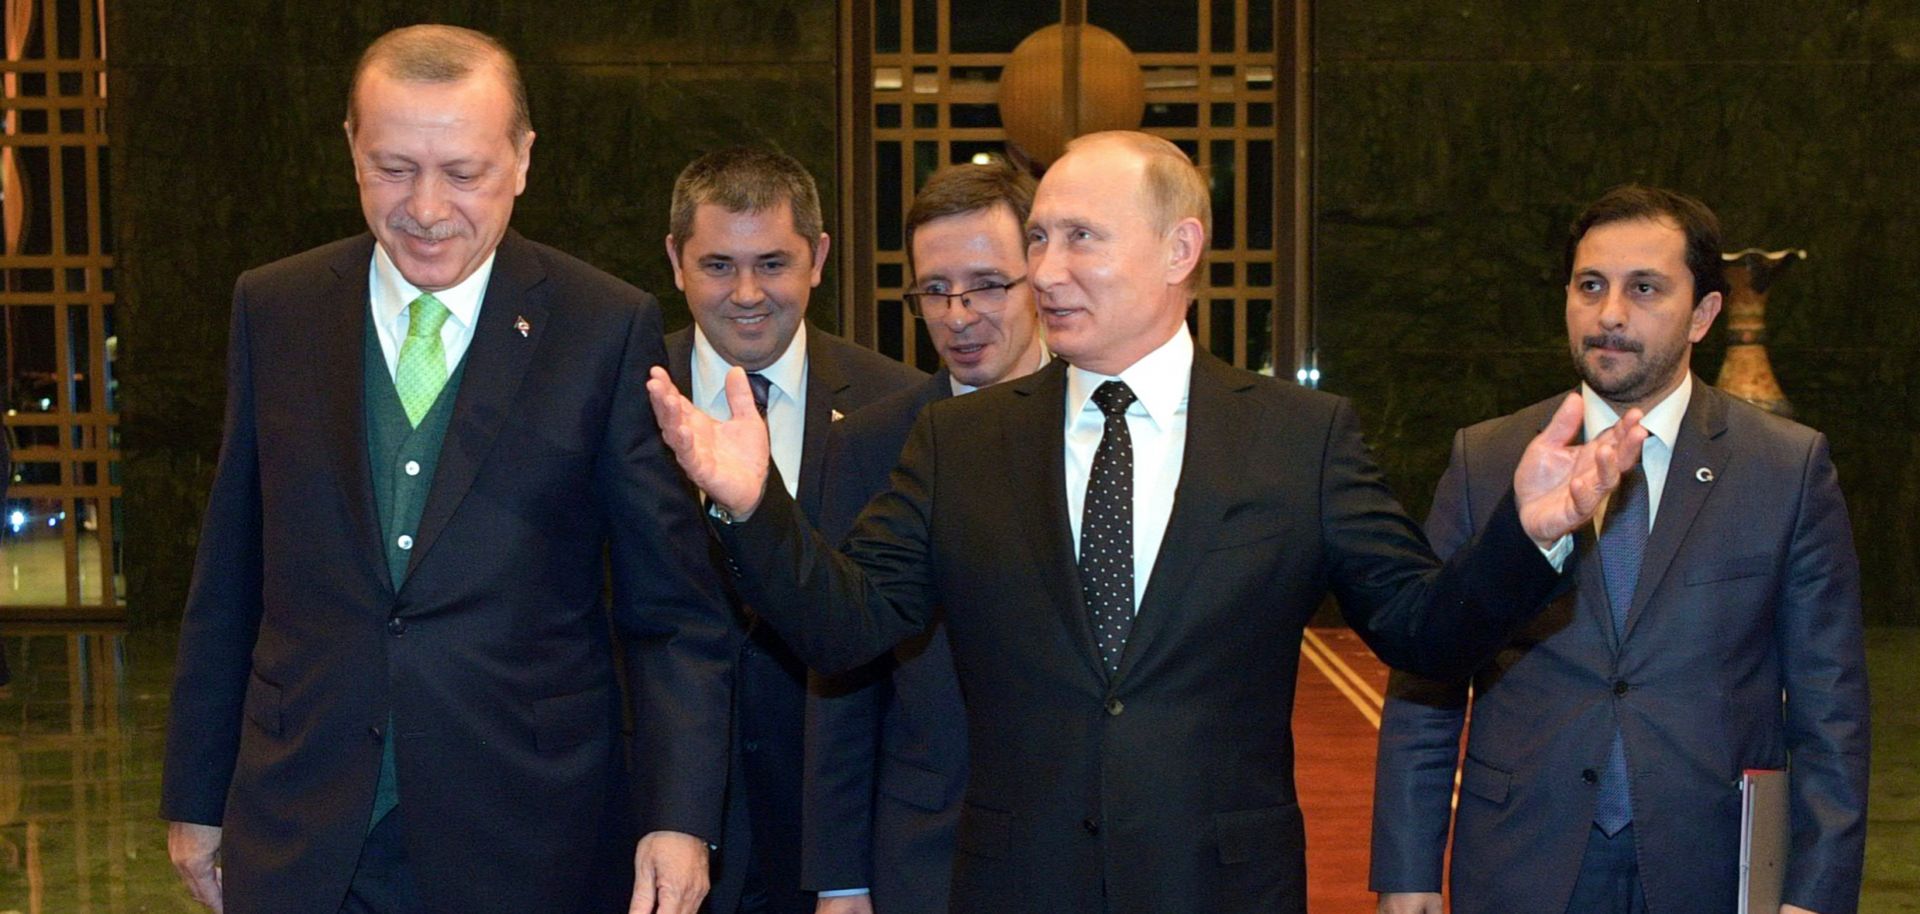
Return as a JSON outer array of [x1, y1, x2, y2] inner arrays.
[[1514, 392, 1648, 548], [646, 365, 772, 519]]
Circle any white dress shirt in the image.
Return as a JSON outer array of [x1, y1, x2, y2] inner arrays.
[[1064, 327, 1193, 615], [369, 243, 492, 380], [691, 324, 809, 499]]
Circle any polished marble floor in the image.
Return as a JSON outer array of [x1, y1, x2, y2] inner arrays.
[[0, 625, 1914, 913]]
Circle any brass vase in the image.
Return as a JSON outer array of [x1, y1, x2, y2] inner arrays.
[[1715, 248, 1804, 418]]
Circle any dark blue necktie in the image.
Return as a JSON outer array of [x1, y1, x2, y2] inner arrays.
[[746, 372, 772, 417], [1080, 381, 1138, 677], [1594, 462, 1648, 836]]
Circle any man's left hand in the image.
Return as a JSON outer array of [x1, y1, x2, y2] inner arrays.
[[1514, 392, 1647, 548], [1782, 906, 1819, 914], [629, 830, 710, 914]]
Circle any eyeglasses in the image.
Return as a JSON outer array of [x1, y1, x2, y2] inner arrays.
[[902, 276, 1028, 320]]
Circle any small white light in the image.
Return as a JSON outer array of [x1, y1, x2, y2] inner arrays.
[[1295, 368, 1308, 383], [970, 152, 993, 165], [1308, 368, 1322, 383], [38, 397, 50, 409], [8, 510, 24, 529]]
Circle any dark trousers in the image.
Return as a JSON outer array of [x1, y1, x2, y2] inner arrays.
[[1564, 823, 1648, 914], [340, 808, 423, 914]]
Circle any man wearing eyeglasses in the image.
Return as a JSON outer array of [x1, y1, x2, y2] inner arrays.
[[660, 146, 925, 914], [806, 162, 1046, 914]]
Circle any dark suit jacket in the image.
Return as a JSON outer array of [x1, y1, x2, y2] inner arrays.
[[161, 232, 736, 914], [716, 348, 1563, 914], [1370, 383, 1869, 914], [801, 370, 966, 913], [665, 325, 924, 914]]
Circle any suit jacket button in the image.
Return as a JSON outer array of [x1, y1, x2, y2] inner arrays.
[[368, 725, 383, 743], [1082, 816, 1101, 835], [1613, 680, 1629, 696], [387, 617, 406, 636], [1104, 698, 1124, 716], [1582, 768, 1598, 784]]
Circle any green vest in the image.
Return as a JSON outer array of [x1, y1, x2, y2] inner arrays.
[[363, 317, 468, 826]]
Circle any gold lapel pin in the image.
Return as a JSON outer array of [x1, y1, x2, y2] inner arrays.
[[514, 315, 531, 337], [1695, 467, 1715, 483]]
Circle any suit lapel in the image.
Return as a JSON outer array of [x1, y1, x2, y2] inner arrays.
[[403, 233, 553, 582], [1005, 362, 1104, 680], [1623, 381, 1729, 641], [1114, 349, 1251, 683], [312, 235, 393, 599], [798, 329, 847, 526]]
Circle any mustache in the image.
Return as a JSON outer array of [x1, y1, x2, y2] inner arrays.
[[1581, 333, 1642, 354], [387, 213, 466, 242]]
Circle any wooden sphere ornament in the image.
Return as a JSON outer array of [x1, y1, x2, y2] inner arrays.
[[998, 24, 1146, 167]]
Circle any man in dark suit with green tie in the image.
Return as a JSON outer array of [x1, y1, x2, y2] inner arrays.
[[161, 25, 733, 914]]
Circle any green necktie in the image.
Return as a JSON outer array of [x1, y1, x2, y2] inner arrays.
[[395, 292, 451, 427]]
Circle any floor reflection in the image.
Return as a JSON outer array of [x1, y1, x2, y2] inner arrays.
[[0, 625, 1913, 914], [0, 627, 192, 913]]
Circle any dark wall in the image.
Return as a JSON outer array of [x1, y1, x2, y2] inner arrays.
[[1313, 4, 1920, 624], [112, 3, 1918, 625], [110, 2, 837, 624]]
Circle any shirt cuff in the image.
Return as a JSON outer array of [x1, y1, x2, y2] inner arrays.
[[1539, 533, 1573, 571], [818, 888, 871, 897]]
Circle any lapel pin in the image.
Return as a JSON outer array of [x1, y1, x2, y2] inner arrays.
[[831, 409, 845, 422], [514, 315, 531, 337], [1695, 467, 1715, 483]]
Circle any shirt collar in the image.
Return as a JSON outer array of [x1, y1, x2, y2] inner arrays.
[[1582, 373, 1692, 451], [1065, 327, 1193, 431], [371, 242, 493, 332], [692, 322, 809, 410], [950, 341, 1053, 397]]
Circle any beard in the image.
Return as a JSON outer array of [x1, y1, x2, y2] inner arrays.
[[1572, 331, 1688, 407]]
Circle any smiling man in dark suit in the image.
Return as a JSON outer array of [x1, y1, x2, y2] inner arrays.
[[161, 25, 734, 914], [806, 162, 1047, 914], [658, 147, 924, 914], [646, 130, 1648, 914], [1370, 186, 1868, 914]]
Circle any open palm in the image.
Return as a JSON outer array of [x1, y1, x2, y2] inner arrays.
[[1514, 392, 1647, 546], [646, 366, 772, 518]]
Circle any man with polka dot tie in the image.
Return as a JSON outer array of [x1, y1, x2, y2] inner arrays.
[[648, 131, 1646, 914]]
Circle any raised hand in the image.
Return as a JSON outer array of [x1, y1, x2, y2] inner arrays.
[[646, 365, 771, 519], [1514, 392, 1647, 548]]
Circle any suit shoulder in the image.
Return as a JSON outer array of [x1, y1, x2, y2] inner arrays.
[[812, 331, 927, 388], [840, 376, 944, 443], [515, 236, 655, 312], [235, 235, 372, 301]]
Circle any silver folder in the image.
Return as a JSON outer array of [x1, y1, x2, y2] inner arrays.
[[1738, 769, 1788, 914]]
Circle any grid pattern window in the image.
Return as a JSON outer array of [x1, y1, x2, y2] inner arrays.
[[840, 0, 1302, 376], [2, 0, 120, 619]]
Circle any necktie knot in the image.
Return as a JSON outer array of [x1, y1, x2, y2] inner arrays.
[[746, 372, 773, 417], [1092, 380, 1137, 419], [407, 293, 450, 339]]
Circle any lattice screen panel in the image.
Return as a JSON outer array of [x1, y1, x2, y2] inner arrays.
[[2, 0, 120, 619]]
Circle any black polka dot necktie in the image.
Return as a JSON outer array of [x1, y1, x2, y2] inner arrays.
[[1080, 380, 1138, 677]]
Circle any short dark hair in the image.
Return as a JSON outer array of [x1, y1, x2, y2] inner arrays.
[[1565, 184, 1727, 304], [669, 146, 824, 256], [904, 163, 1037, 277], [347, 25, 531, 142]]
